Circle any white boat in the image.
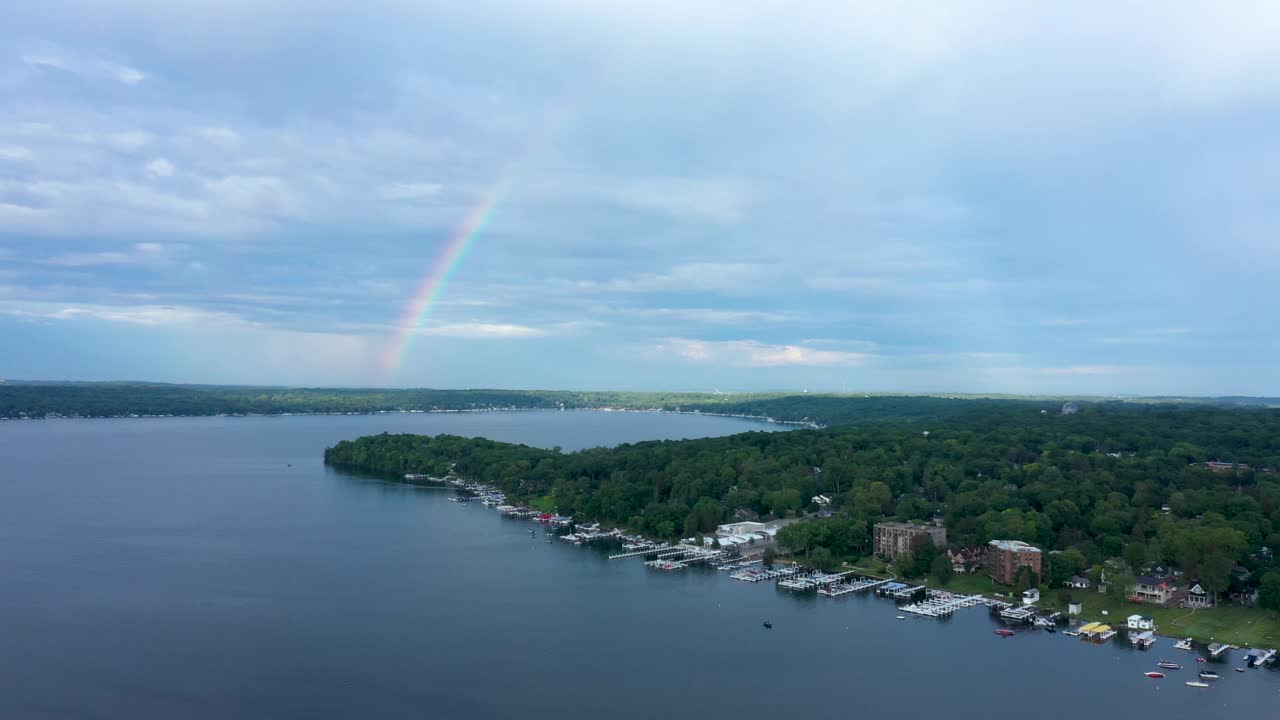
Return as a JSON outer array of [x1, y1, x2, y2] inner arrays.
[[1185, 681, 1210, 688], [896, 615, 906, 620], [1063, 630, 1081, 637], [1174, 638, 1193, 651]]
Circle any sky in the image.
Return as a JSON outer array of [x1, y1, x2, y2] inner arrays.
[[1, 1, 1278, 395]]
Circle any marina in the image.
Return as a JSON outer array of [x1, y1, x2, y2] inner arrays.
[[898, 590, 986, 618]]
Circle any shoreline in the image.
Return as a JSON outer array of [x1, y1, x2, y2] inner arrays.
[[0, 406, 821, 428]]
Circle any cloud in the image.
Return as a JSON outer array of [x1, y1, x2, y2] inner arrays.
[[1094, 328, 1193, 345], [40, 242, 175, 267], [654, 338, 874, 368], [21, 52, 147, 86], [1036, 365, 1135, 376], [381, 182, 444, 201], [413, 322, 545, 338], [1041, 317, 1087, 328], [145, 158, 175, 177], [0, 145, 33, 161]]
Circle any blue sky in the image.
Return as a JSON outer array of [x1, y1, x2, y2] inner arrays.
[[1, 1, 1278, 394]]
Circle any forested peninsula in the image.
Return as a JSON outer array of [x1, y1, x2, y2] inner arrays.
[[325, 399, 1280, 613]]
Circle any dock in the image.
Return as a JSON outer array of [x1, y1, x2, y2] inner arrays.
[[998, 605, 1037, 624], [876, 582, 926, 600], [818, 576, 888, 597], [731, 565, 801, 582], [778, 571, 853, 591], [898, 590, 986, 618], [607, 544, 673, 560], [1207, 642, 1229, 658]]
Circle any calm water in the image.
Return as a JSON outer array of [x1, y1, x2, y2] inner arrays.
[[0, 412, 1273, 719]]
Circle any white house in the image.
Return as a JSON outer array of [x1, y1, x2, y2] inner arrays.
[[811, 494, 832, 507], [1186, 583, 1213, 608], [1022, 588, 1040, 606], [1126, 614, 1156, 631], [1068, 602, 1083, 616]]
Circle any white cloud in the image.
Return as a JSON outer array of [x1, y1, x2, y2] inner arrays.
[[0, 145, 33, 161], [414, 322, 545, 338], [40, 242, 176, 267], [194, 126, 241, 145], [145, 157, 176, 177], [381, 182, 443, 200], [654, 337, 874, 367], [22, 53, 147, 86], [202, 175, 301, 218], [1041, 317, 1086, 328], [1036, 365, 1135, 376]]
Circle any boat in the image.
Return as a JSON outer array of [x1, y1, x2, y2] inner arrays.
[[545, 538, 552, 543], [1157, 661, 1181, 669], [896, 615, 906, 620], [763, 621, 773, 629], [1195, 657, 1207, 663], [1144, 672, 1165, 679], [1198, 671, 1220, 680], [1063, 630, 1081, 637], [1185, 681, 1210, 688], [1235, 667, 1246, 672], [1174, 638, 1193, 651], [995, 629, 1015, 637], [1045, 625, 1056, 633]]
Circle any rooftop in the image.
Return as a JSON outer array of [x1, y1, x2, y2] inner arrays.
[[988, 539, 1041, 553]]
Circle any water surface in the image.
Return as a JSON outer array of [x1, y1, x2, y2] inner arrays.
[[0, 412, 1273, 719]]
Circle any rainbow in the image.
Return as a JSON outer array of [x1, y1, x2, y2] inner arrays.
[[377, 171, 516, 384], [377, 103, 571, 384]]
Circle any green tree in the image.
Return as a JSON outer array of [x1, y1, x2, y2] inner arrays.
[[1259, 571, 1280, 612], [811, 547, 835, 571], [763, 547, 777, 566], [930, 553, 954, 585], [1107, 570, 1136, 602]]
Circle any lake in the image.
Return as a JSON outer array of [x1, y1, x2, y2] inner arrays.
[[1, 411, 1274, 718]]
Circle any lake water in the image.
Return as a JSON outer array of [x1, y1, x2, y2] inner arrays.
[[1, 411, 1274, 719]]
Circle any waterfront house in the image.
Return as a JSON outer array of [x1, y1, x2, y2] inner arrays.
[[1126, 614, 1156, 631], [1068, 601, 1083, 616], [949, 545, 986, 574], [1022, 588, 1040, 606], [1065, 575, 1091, 590], [811, 494, 832, 508], [1133, 575, 1177, 605], [1185, 582, 1213, 608]]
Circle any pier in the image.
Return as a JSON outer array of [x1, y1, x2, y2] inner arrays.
[[898, 590, 985, 618], [607, 544, 673, 560], [818, 576, 889, 597], [730, 565, 801, 582], [778, 571, 853, 591]]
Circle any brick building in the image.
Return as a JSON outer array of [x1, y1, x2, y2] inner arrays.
[[987, 539, 1042, 585], [873, 522, 947, 560]]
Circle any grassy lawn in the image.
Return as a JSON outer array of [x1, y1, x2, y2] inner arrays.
[[936, 573, 1001, 595], [1041, 592, 1280, 647]]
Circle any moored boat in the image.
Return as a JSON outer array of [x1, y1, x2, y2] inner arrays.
[[1157, 661, 1181, 669], [1174, 638, 1193, 650], [1185, 681, 1209, 688], [1144, 672, 1165, 678], [995, 629, 1015, 637], [1198, 671, 1220, 680]]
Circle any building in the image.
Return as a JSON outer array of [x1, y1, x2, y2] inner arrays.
[[949, 545, 986, 574], [986, 539, 1042, 585], [716, 521, 766, 537], [1185, 582, 1213, 608], [811, 494, 832, 508], [873, 522, 947, 560], [1022, 588, 1040, 606], [1065, 575, 1091, 590], [1133, 575, 1177, 605], [1204, 461, 1250, 473], [1126, 614, 1156, 631], [1068, 601, 1083, 616]]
